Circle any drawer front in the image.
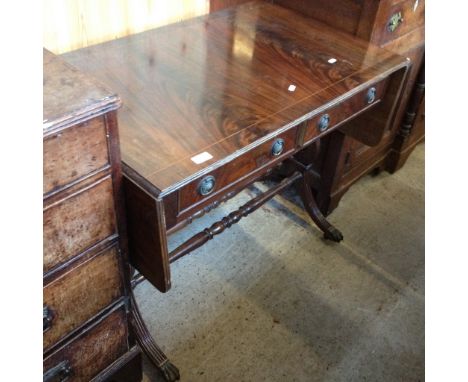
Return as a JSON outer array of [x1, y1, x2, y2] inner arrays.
[[43, 176, 117, 273], [303, 80, 388, 144], [43, 245, 123, 350], [178, 127, 297, 213], [43, 305, 128, 382], [377, 0, 425, 46], [43, 116, 110, 196]]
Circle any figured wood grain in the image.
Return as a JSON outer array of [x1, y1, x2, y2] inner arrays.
[[62, 1, 408, 195], [43, 245, 123, 350], [43, 115, 110, 196], [43, 305, 128, 382], [43, 176, 117, 273]]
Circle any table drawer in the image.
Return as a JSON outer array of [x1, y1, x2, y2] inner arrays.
[[43, 245, 123, 350], [303, 80, 388, 145], [43, 115, 110, 196], [43, 176, 117, 273], [43, 304, 128, 382], [178, 127, 298, 214], [377, 0, 425, 46]]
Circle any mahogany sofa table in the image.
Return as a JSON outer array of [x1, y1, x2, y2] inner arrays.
[[63, 1, 409, 380]]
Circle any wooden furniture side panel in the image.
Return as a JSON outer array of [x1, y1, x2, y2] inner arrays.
[[43, 305, 129, 382], [43, 245, 123, 350], [123, 178, 171, 293], [272, 0, 364, 35], [43, 176, 117, 273], [43, 115, 110, 196], [303, 79, 388, 144]]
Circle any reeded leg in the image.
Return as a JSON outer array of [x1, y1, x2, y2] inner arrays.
[[298, 171, 344, 242], [129, 286, 180, 381]]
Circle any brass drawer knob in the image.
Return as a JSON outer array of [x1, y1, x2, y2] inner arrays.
[[198, 175, 216, 196], [271, 138, 285, 156], [43, 305, 54, 332], [366, 87, 377, 104], [317, 114, 330, 132], [43, 360, 73, 382], [388, 12, 403, 32]]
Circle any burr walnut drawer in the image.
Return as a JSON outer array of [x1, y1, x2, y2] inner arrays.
[[303, 80, 388, 145], [43, 244, 123, 351], [43, 304, 128, 382], [43, 115, 110, 196], [43, 176, 117, 273], [377, 0, 425, 46], [178, 127, 298, 214]]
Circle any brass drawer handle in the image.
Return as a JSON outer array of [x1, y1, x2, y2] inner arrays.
[[43, 360, 72, 382], [271, 138, 285, 156], [43, 305, 54, 332], [366, 87, 377, 104], [197, 175, 216, 196], [317, 114, 330, 132], [388, 12, 403, 32]]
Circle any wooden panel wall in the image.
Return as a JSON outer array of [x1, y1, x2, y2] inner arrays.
[[44, 0, 210, 54]]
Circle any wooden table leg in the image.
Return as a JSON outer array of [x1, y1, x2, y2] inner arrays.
[[129, 285, 180, 381], [298, 169, 344, 242]]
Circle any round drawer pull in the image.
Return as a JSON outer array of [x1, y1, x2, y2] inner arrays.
[[271, 138, 285, 156], [43, 305, 53, 332], [197, 175, 216, 196], [43, 360, 72, 382], [317, 114, 330, 132], [366, 87, 377, 104], [387, 11, 403, 33]]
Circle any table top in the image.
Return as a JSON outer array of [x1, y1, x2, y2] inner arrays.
[[43, 49, 120, 136], [63, 1, 407, 195]]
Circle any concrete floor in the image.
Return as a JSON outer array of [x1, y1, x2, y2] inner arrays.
[[137, 144, 425, 382]]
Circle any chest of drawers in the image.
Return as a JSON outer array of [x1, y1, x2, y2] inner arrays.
[[43, 49, 142, 381]]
